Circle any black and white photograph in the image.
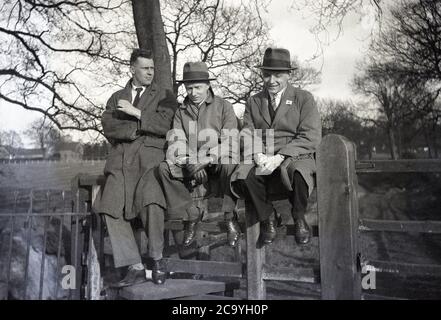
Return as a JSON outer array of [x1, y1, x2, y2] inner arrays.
[[0, 0, 440, 304]]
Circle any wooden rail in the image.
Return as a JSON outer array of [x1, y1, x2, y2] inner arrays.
[[71, 134, 441, 300]]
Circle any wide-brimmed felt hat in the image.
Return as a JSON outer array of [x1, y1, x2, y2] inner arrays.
[[176, 62, 216, 83], [256, 47, 297, 71]]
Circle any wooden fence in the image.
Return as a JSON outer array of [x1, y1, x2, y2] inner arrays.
[[71, 134, 441, 300]]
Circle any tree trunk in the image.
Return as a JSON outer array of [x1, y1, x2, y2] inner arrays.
[[396, 124, 402, 158], [423, 125, 434, 159], [387, 126, 399, 160], [132, 0, 172, 92]]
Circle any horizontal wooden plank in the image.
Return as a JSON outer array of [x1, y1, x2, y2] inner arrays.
[[363, 259, 441, 276], [78, 174, 106, 187], [262, 264, 320, 283], [165, 219, 319, 237], [119, 279, 226, 300], [359, 219, 441, 234], [163, 258, 243, 278], [356, 159, 441, 173], [286, 225, 319, 237]]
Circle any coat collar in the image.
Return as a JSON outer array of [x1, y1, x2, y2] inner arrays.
[[123, 79, 157, 100]]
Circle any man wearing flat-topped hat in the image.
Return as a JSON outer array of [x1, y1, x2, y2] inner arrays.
[[231, 47, 322, 245], [152, 61, 241, 248]]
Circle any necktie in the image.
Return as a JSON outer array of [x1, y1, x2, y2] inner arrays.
[[268, 93, 276, 122], [133, 87, 143, 108]]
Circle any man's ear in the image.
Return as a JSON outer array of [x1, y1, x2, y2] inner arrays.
[[129, 65, 135, 75]]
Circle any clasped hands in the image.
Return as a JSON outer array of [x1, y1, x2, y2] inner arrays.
[[117, 99, 141, 119], [175, 155, 217, 185], [255, 153, 285, 175]]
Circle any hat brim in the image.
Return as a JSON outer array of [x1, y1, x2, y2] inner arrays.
[[256, 65, 297, 71], [176, 77, 216, 83]]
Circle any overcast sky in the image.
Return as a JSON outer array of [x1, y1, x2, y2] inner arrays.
[[0, 1, 377, 146]]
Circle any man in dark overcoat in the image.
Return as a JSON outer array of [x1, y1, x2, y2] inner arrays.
[[96, 49, 177, 286], [231, 48, 322, 245]]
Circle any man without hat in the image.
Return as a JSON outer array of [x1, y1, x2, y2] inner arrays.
[[96, 48, 177, 287], [231, 47, 322, 245]]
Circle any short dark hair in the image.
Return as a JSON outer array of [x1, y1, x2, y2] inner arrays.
[[130, 49, 153, 65]]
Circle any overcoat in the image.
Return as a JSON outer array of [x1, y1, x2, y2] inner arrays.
[[96, 79, 177, 220], [230, 84, 322, 197], [138, 90, 239, 214]]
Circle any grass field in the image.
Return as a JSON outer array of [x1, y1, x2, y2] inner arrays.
[[0, 160, 105, 190]]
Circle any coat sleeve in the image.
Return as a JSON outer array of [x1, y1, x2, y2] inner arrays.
[[101, 93, 139, 142], [240, 98, 264, 162], [278, 92, 322, 157], [165, 109, 189, 163], [140, 89, 177, 137], [207, 100, 239, 163]]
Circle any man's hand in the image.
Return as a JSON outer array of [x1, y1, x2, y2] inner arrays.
[[258, 154, 285, 175], [186, 154, 216, 176], [254, 153, 267, 167], [117, 99, 141, 119], [193, 169, 208, 185]]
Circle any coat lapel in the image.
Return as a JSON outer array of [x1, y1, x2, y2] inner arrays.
[[271, 84, 295, 128], [121, 80, 132, 103], [258, 91, 272, 127], [138, 81, 158, 111]]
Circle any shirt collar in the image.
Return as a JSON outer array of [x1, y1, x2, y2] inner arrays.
[[132, 83, 146, 91]]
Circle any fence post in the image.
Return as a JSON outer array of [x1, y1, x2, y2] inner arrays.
[[70, 174, 89, 300], [245, 201, 266, 300], [316, 134, 361, 300]]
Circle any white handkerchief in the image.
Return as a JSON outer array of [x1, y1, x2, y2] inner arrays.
[[286, 100, 293, 105]]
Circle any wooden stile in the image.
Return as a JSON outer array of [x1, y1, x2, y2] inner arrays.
[[316, 134, 361, 300]]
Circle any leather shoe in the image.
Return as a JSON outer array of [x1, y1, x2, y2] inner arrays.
[[294, 218, 311, 245], [260, 219, 276, 245], [112, 267, 146, 288], [152, 259, 167, 285], [225, 218, 241, 247], [183, 219, 199, 246]]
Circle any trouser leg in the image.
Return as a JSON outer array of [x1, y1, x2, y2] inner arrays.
[[140, 204, 165, 261], [236, 167, 274, 222], [210, 163, 238, 215], [288, 171, 309, 220], [156, 162, 195, 219], [103, 214, 141, 268]]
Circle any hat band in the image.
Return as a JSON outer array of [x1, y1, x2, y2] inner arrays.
[[182, 71, 211, 81], [262, 58, 292, 69]]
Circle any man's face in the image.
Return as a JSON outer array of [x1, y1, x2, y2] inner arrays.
[[131, 57, 154, 86], [262, 70, 290, 94], [184, 82, 210, 105]]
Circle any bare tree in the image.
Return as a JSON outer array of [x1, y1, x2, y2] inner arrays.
[[24, 118, 62, 157], [292, 0, 382, 31], [132, 0, 173, 91], [0, 0, 135, 133], [161, 0, 270, 95], [0, 129, 23, 149], [373, 0, 441, 82], [353, 60, 439, 159]]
